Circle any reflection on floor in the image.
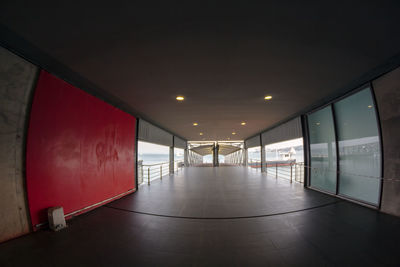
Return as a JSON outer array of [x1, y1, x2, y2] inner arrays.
[[0, 167, 399, 266]]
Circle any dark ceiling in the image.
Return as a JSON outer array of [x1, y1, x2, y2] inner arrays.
[[1, 1, 400, 141]]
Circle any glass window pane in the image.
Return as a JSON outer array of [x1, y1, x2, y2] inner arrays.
[[138, 141, 169, 164], [308, 106, 337, 193], [248, 146, 261, 168], [334, 88, 381, 205], [174, 148, 184, 161], [174, 147, 184, 171], [265, 138, 304, 182], [266, 138, 304, 162]]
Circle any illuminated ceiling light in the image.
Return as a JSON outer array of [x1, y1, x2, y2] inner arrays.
[[193, 122, 198, 126], [199, 132, 203, 136], [241, 122, 246, 126], [316, 122, 320, 126], [227, 137, 231, 140], [176, 96, 185, 101], [368, 105, 373, 108], [232, 132, 236, 135], [264, 95, 272, 100]]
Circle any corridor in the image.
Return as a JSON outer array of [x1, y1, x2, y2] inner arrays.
[[1, 167, 399, 266]]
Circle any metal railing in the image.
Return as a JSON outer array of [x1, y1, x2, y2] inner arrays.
[[138, 160, 185, 185], [247, 159, 304, 183], [266, 161, 304, 183], [188, 150, 203, 166], [174, 160, 184, 172], [248, 159, 262, 169], [225, 149, 244, 165]]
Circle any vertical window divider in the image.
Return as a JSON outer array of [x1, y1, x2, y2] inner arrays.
[[330, 104, 340, 196], [369, 84, 385, 209], [302, 115, 311, 188]]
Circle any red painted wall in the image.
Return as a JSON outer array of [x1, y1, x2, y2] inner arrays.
[[26, 71, 136, 229]]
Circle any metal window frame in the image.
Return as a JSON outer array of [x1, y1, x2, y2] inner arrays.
[[330, 104, 340, 196], [369, 83, 385, 210], [306, 105, 337, 195], [301, 115, 310, 188], [305, 85, 384, 208]]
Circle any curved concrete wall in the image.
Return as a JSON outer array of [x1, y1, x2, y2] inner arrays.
[[0, 47, 37, 242], [373, 67, 400, 216]]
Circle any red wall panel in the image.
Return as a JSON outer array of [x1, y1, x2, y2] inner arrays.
[[26, 71, 136, 229]]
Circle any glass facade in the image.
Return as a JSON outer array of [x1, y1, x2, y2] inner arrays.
[[265, 138, 304, 163], [203, 154, 213, 163], [334, 88, 381, 205], [138, 141, 169, 164], [265, 138, 305, 182], [247, 146, 261, 168], [308, 106, 337, 193], [174, 147, 184, 171], [174, 148, 184, 162], [306, 87, 382, 206]]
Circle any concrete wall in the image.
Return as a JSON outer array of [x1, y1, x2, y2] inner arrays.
[[373, 67, 400, 217], [0, 47, 38, 242]]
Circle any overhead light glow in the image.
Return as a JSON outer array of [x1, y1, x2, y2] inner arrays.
[[316, 122, 320, 126], [264, 95, 272, 100], [241, 122, 246, 126], [176, 96, 185, 101], [199, 132, 203, 136], [232, 132, 236, 135], [368, 105, 373, 108], [193, 122, 198, 126]]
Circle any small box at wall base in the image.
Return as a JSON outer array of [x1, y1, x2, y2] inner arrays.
[[48, 207, 67, 231]]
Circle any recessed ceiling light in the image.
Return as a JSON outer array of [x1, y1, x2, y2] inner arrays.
[[199, 132, 203, 136], [241, 122, 246, 126], [193, 122, 198, 126], [316, 122, 320, 126], [232, 132, 236, 135], [368, 105, 373, 108], [264, 95, 272, 100], [176, 96, 185, 101], [227, 137, 231, 140]]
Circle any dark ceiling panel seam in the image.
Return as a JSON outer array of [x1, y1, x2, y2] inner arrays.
[[0, 23, 187, 142], [245, 51, 400, 142]]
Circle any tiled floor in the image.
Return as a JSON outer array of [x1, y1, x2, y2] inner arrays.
[[1, 166, 399, 266], [110, 167, 336, 218]]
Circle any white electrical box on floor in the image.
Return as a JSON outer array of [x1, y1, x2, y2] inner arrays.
[[48, 207, 67, 231]]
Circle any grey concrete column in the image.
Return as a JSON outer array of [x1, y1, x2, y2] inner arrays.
[[0, 47, 38, 242], [260, 134, 266, 172], [169, 146, 174, 174], [261, 145, 266, 172], [212, 144, 219, 167], [243, 148, 248, 166], [215, 144, 219, 167], [212, 145, 215, 166], [184, 149, 188, 166], [137, 160, 143, 184]]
